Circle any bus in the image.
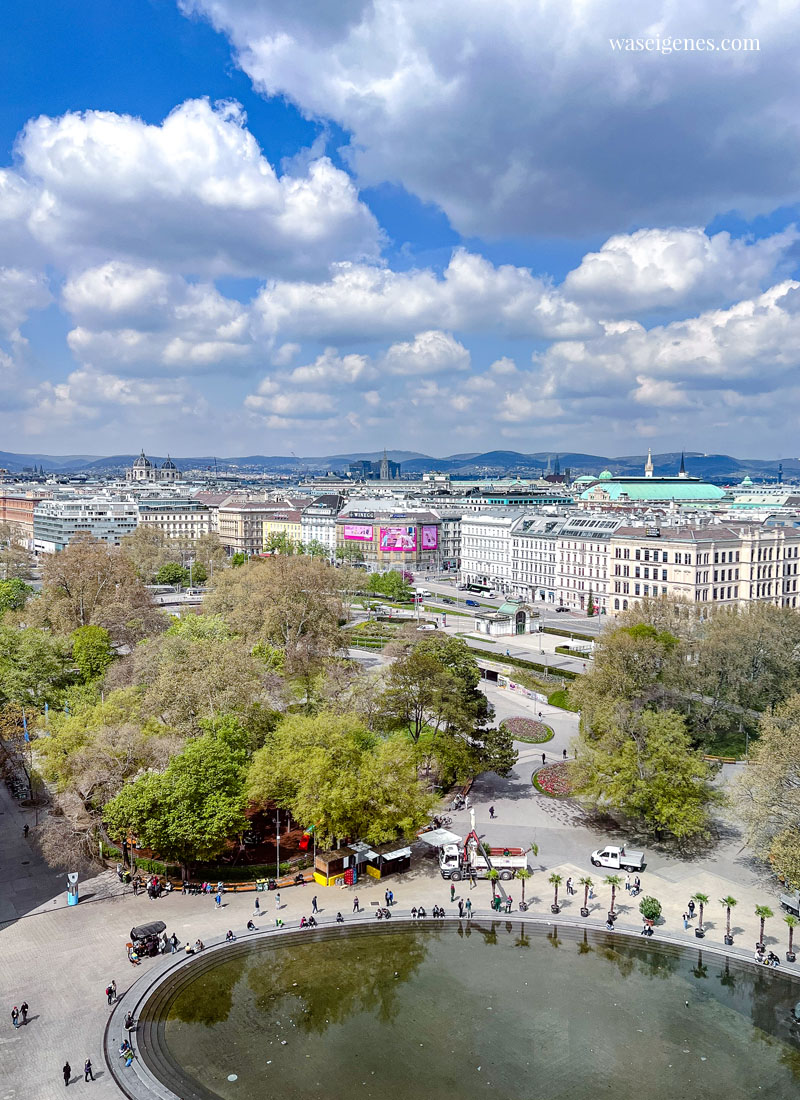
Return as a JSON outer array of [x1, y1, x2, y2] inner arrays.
[[466, 583, 493, 594]]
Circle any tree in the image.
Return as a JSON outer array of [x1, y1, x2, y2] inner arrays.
[[335, 544, 365, 564], [549, 872, 562, 910], [35, 534, 163, 644], [191, 532, 227, 577], [0, 624, 74, 709], [516, 866, 531, 903], [368, 571, 411, 602], [230, 552, 247, 567], [71, 625, 113, 682], [247, 712, 433, 848], [0, 522, 32, 580], [156, 562, 186, 586], [0, 578, 34, 615], [586, 591, 595, 617], [692, 892, 709, 930], [720, 895, 737, 941], [488, 868, 499, 898], [302, 540, 329, 560], [103, 728, 249, 873], [736, 695, 800, 870], [264, 531, 301, 556], [572, 707, 719, 840], [120, 526, 174, 582], [573, 621, 681, 723], [638, 896, 662, 923], [785, 914, 798, 958], [579, 875, 593, 911], [204, 556, 344, 694], [755, 904, 773, 947], [472, 721, 518, 778], [605, 874, 621, 915]]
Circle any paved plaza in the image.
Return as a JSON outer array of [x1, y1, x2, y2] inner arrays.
[[0, 684, 790, 1099]]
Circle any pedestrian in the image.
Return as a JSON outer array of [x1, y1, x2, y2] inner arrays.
[[388, 889, 394, 906], [505, 896, 513, 914], [538, 711, 543, 720], [253, 896, 260, 917], [215, 892, 222, 909], [105, 984, 113, 1006], [541, 752, 546, 766], [111, 980, 116, 1002], [489, 805, 495, 819], [470, 869, 476, 890], [11, 1006, 19, 1029], [63, 1062, 71, 1087], [385, 890, 391, 907], [458, 899, 464, 918], [566, 876, 573, 896], [625, 874, 631, 893], [683, 913, 689, 930], [562, 748, 567, 760], [465, 897, 472, 917], [84, 1059, 94, 1082], [634, 875, 641, 892], [311, 895, 318, 914], [275, 892, 281, 910], [20, 1002, 28, 1024], [23, 823, 29, 838], [588, 884, 594, 900], [169, 932, 178, 953], [450, 882, 456, 901], [687, 899, 696, 919], [353, 896, 360, 913], [124, 1012, 134, 1030]]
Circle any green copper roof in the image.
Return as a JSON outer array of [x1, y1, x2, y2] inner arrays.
[[580, 481, 726, 502]]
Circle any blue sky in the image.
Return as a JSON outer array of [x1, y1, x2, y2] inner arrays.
[[2, 1, 800, 458]]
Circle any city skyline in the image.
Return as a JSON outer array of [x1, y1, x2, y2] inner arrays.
[[2, 3, 800, 455]]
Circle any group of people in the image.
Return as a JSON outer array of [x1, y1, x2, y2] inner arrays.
[[625, 874, 642, 897], [184, 939, 205, 955], [131, 874, 172, 900], [10, 1002, 29, 1028], [755, 946, 781, 967], [62, 1060, 96, 1085], [299, 915, 318, 928]]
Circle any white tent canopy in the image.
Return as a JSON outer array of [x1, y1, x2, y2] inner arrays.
[[416, 828, 462, 848]]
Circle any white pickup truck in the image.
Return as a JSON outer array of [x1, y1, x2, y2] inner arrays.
[[590, 844, 645, 872]]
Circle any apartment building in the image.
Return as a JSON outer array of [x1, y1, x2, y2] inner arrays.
[[0, 491, 47, 544], [300, 495, 343, 558], [137, 498, 213, 541], [460, 512, 522, 592], [609, 523, 800, 612], [262, 510, 303, 547], [511, 514, 621, 613], [218, 502, 285, 555], [335, 503, 441, 571], [33, 497, 139, 553]]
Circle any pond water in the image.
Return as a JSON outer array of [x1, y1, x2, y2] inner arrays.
[[147, 921, 800, 1100]]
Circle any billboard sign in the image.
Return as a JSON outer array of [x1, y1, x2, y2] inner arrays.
[[343, 524, 374, 541], [421, 525, 438, 550], [379, 525, 417, 552]]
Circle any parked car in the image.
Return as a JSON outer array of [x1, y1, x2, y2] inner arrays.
[[555, 605, 570, 612]]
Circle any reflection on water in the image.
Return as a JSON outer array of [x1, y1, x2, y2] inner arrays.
[[158, 922, 800, 1100]]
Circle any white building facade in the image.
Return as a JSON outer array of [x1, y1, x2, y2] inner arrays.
[[33, 497, 139, 553]]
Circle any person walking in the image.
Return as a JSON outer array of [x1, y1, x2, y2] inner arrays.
[[169, 933, 178, 953], [450, 882, 456, 902], [215, 892, 222, 909], [111, 980, 116, 1002], [384, 890, 391, 907], [566, 876, 573, 896], [625, 874, 631, 893], [687, 899, 696, 920], [683, 912, 689, 930], [541, 752, 546, 766], [23, 823, 29, 838], [489, 805, 495, 819], [465, 897, 472, 918], [274, 892, 280, 910], [20, 1002, 28, 1025], [469, 869, 476, 890], [11, 1006, 19, 1029], [253, 896, 260, 918], [353, 896, 360, 913], [562, 748, 567, 760], [84, 1059, 94, 1082], [505, 896, 513, 914], [311, 895, 319, 914], [105, 984, 114, 1006], [63, 1062, 71, 1087], [458, 899, 465, 918]]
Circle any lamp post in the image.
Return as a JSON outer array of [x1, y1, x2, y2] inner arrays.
[[276, 808, 280, 881]]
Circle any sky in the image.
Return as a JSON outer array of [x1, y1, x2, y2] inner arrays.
[[3, 1, 800, 459]]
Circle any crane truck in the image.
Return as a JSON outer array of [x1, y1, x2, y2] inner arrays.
[[438, 828, 528, 881]]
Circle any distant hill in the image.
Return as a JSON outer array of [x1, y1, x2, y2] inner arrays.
[[1, 447, 797, 481]]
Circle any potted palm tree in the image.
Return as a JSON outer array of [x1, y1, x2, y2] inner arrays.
[[549, 872, 562, 914], [755, 904, 773, 951], [579, 875, 593, 918], [488, 868, 499, 901], [720, 895, 737, 946], [693, 893, 709, 939], [516, 867, 532, 911], [638, 895, 662, 927], [784, 914, 798, 963], [605, 874, 621, 922]]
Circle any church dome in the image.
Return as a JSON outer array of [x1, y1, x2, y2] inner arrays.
[[133, 450, 152, 468], [161, 456, 177, 470], [574, 474, 595, 484], [598, 470, 613, 480]]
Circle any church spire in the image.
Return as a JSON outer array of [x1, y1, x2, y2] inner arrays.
[[679, 450, 687, 478], [644, 448, 654, 478]]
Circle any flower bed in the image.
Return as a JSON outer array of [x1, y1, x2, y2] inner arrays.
[[533, 762, 574, 798], [501, 716, 554, 743]]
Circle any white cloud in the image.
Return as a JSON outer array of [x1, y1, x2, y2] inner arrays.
[[63, 262, 252, 373], [564, 227, 800, 313], [271, 341, 300, 367], [5, 98, 380, 277], [182, 0, 800, 237], [0, 268, 51, 334], [289, 347, 375, 386], [244, 389, 336, 417], [383, 330, 469, 376], [254, 249, 593, 343]]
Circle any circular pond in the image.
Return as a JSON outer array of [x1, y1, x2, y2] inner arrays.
[[136, 921, 800, 1100]]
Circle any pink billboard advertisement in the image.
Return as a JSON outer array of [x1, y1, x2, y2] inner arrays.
[[379, 525, 417, 552], [422, 525, 438, 550], [343, 524, 374, 541]]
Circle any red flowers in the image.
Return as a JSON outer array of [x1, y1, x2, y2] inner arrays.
[[535, 762, 574, 797], [502, 717, 552, 743]]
